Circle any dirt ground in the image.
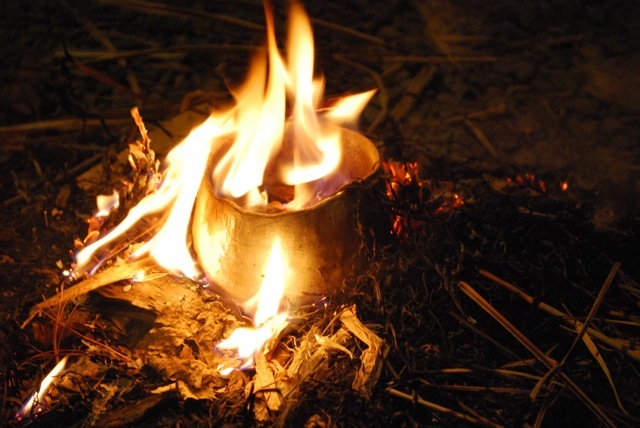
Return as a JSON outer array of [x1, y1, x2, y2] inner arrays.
[[1, 1, 639, 426]]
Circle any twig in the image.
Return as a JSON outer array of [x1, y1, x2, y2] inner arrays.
[[419, 378, 535, 395], [2, 153, 104, 207], [98, 0, 263, 30], [55, 45, 259, 62], [458, 281, 616, 428], [450, 311, 523, 361], [464, 119, 501, 161], [66, 52, 144, 102], [0, 118, 131, 134], [429, 104, 507, 125], [478, 269, 640, 362], [556, 263, 628, 415], [23, 258, 155, 326], [429, 366, 568, 391], [311, 17, 386, 47], [458, 400, 500, 428], [339, 307, 388, 397], [390, 66, 436, 121], [39, 308, 134, 362], [254, 353, 281, 415], [55, 153, 105, 183], [62, 0, 142, 98], [458, 282, 557, 367], [2, 136, 109, 152], [382, 55, 499, 63], [386, 387, 503, 428], [559, 262, 621, 365], [534, 388, 563, 428]]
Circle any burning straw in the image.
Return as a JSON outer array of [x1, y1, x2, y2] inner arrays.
[[19, 1, 389, 424]]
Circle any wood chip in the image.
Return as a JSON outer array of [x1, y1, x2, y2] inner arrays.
[[252, 352, 282, 420], [339, 306, 388, 397]]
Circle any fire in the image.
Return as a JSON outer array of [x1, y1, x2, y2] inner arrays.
[[74, 2, 373, 276], [71, 2, 374, 364], [217, 237, 289, 364], [15, 356, 68, 421], [95, 190, 119, 218], [211, 2, 374, 209]]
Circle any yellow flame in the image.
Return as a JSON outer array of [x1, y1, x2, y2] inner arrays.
[[74, 113, 234, 274], [133, 113, 234, 277], [324, 90, 377, 124], [212, 6, 287, 201], [95, 190, 119, 218], [251, 237, 288, 325], [16, 356, 68, 420], [286, 2, 336, 190], [217, 237, 289, 360]]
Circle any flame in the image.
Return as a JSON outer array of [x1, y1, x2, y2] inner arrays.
[[217, 237, 289, 363], [72, 2, 373, 364], [74, 2, 374, 280], [95, 190, 119, 218], [75, 112, 234, 276], [15, 356, 68, 421], [211, 2, 375, 209]]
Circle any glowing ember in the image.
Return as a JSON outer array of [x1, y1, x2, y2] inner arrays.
[[15, 356, 68, 421]]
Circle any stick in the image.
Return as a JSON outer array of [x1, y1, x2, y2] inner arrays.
[[390, 66, 436, 121], [63, 0, 141, 97], [464, 119, 501, 161], [449, 311, 522, 361], [39, 309, 134, 362], [54, 45, 259, 62], [459, 281, 557, 367], [332, 54, 399, 134], [311, 18, 386, 46], [458, 281, 616, 428], [97, 0, 264, 31], [0, 118, 131, 134], [254, 353, 282, 413], [2, 153, 104, 207], [386, 387, 503, 428], [340, 307, 388, 397], [556, 263, 628, 415], [559, 262, 621, 364], [478, 269, 640, 362], [429, 104, 507, 125], [25, 258, 155, 325], [382, 55, 499, 63]]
